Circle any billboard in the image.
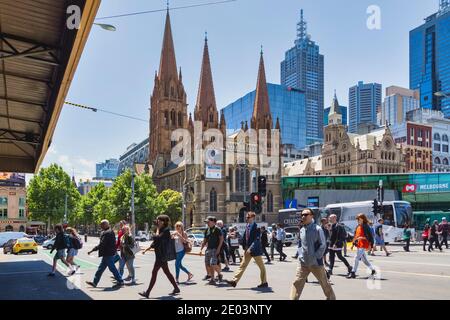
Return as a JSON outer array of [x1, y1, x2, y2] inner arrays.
[[0, 173, 25, 187], [205, 165, 222, 179]]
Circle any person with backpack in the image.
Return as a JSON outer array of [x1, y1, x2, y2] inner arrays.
[[228, 226, 242, 265], [290, 208, 336, 300], [139, 215, 179, 298], [276, 224, 287, 261], [373, 219, 391, 256], [120, 225, 136, 285], [429, 220, 442, 252], [327, 214, 352, 277], [347, 213, 376, 279], [48, 224, 74, 277], [66, 227, 82, 275], [199, 216, 224, 285]]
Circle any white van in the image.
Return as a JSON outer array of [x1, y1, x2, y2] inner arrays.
[[0, 232, 28, 247]]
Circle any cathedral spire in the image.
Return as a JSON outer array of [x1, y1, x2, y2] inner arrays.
[[219, 109, 226, 134], [158, 10, 178, 84], [251, 49, 272, 130], [194, 33, 218, 129], [328, 92, 342, 125]]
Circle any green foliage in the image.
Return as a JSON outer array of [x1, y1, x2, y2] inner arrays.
[[27, 164, 80, 225], [157, 189, 182, 225]]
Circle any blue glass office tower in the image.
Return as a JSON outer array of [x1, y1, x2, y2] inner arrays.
[[222, 83, 307, 149], [96, 159, 119, 179], [410, 1, 450, 117], [324, 106, 348, 127], [348, 81, 382, 133], [280, 10, 324, 144]]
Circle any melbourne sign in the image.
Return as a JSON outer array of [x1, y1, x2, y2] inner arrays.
[[403, 183, 450, 193]]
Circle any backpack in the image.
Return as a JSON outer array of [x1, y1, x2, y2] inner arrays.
[[71, 236, 82, 250], [63, 234, 72, 249]]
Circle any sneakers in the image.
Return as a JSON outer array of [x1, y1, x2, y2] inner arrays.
[[371, 269, 376, 276], [85, 281, 97, 288], [202, 275, 211, 281], [68, 269, 76, 276], [112, 282, 125, 289], [217, 274, 223, 283], [208, 279, 216, 285], [226, 280, 237, 287], [222, 267, 230, 272], [257, 282, 268, 288], [138, 291, 149, 299], [347, 272, 356, 279], [170, 288, 181, 295], [386, 252, 392, 257], [327, 269, 333, 276]]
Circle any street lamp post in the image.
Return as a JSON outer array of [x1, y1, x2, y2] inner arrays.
[[131, 165, 136, 239]]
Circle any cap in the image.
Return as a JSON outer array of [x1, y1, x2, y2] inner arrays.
[[443, 217, 447, 220], [204, 216, 216, 223]]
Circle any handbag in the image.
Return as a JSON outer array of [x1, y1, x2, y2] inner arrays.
[[183, 239, 192, 253]]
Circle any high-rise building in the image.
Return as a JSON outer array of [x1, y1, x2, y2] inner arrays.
[[280, 9, 324, 144], [378, 86, 420, 126], [222, 84, 307, 149], [348, 81, 382, 133], [95, 159, 119, 179], [410, 1, 450, 117], [118, 138, 149, 175]]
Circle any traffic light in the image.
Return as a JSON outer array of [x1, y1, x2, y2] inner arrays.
[[257, 176, 267, 197], [372, 199, 379, 215], [250, 192, 262, 214]]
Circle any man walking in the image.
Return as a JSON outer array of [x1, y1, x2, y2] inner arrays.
[[327, 214, 352, 276], [270, 224, 277, 260], [200, 216, 224, 285], [439, 217, 449, 249], [226, 212, 268, 288], [290, 208, 336, 300], [86, 220, 124, 288], [217, 220, 230, 272], [276, 224, 287, 261], [260, 226, 271, 264], [373, 219, 391, 256]]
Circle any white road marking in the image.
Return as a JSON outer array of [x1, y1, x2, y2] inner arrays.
[[382, 270, 450, 279]]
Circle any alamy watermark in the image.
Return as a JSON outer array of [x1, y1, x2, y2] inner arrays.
[[367, 5, 381, 30], [66, 5, 82, 30]]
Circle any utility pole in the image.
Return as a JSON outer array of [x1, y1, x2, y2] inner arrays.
[[64, 193, 68, 223], [131, 165, 136, 239]]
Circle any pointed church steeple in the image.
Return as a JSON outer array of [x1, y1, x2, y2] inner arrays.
[[251, 48, 272, 131], [194, 33, 218, 129], [158, 10, 178, 84], [219, 109, 226, 134], [328, 91, 342, 125]]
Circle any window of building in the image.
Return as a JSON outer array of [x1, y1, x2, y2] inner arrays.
[[443, 145, 449, 153], [267, 191, 273, 213], [444, 158, 449, 166], [0, 197, 7, 219], [435, 157, 441, 165], [434, 144, 441, 152], [443, 135, 449, 142], [19, 197, 25, 218], [434, 133, 441, 141], [178, 112, 182, 126], [209, 188, 217, 212], [164, 111, 169, 125]]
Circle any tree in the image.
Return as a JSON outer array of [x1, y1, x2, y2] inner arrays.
[[27, 164, 81, 228], [157, 189, 182, 225], [73, 183, 109, 227], [108, 170, 165, 228]]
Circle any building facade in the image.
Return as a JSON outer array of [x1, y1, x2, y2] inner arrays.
[[77, 179, 114, 196], [391, 122, 433, 173], [222, 84, 307, 150], [118, 138, 149, 175], [378, 86, 420, 126], [96, 159, 119, 180], [410, 1, 450, 117], [407, 108, 450, 172], [349, 81, 382, 133], [284, 95, 406, 176], [0, 173, 26, 232], [148, 12, 282, 226], [280, 9, 324, 144]]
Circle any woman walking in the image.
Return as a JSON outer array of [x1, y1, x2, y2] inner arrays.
[[403, 224, 411, 252], [347, 214, 376, 279], [48, 224, 73, 277], [139, 215, 180, 298], [227, 227, 241, 265], [422, 224, 430, 251], [172, 222, 193, 284], [120, 225, 136, 285], [429, 220, 443, 252], [66, 227, 82, 275]]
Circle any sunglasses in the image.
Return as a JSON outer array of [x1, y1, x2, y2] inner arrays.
[[301, 214, 311, 217]]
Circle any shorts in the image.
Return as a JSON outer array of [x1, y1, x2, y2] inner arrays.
[[205, 249, 219, 266], [375, 236, 385, 246], [54, 249, 66, 260], [67, 248, 78, 257]]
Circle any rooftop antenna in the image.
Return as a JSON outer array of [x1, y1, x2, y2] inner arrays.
[[295, 9, 307, 45]]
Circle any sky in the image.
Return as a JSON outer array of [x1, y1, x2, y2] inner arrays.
[[32, 0, 439, 183]]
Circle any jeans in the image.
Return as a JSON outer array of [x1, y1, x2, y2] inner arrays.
[[352, 248, 374, 273], [93, 256, 123, 285], [229, 247, 241, 263], [403, 239, 410, 252], [429, 236, 442, 251], [175, 250, 190, 280], [422, 237, 428, 251], [270, 240, 276, 259], [118, 256, 127, 278], [261, 245, 271, 262], [276, 241, 286, 260], [441, 233, 448, 249]]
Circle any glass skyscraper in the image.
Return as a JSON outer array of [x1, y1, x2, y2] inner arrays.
[[348, 81, 382, 133], [280, 9, 324, 145], [95, 159, 119, 179], [222, 83, 307, 150], [410, 1, 450, 117]]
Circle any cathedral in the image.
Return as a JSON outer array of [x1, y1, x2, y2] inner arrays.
[[148, 11, 282, 226]]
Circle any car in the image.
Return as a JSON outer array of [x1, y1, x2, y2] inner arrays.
[[3, 239, 17, 254], [33, 235, 46, 245], [11, 237, 38, 254], [187, 233, 204, 247], [42, 237, 56, 249], [0, 232, 27, 247], [265, 227, 295, 247], [135, 231, 150, 242]]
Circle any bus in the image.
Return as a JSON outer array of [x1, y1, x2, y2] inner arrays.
[[321, 200, 414, 243]]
